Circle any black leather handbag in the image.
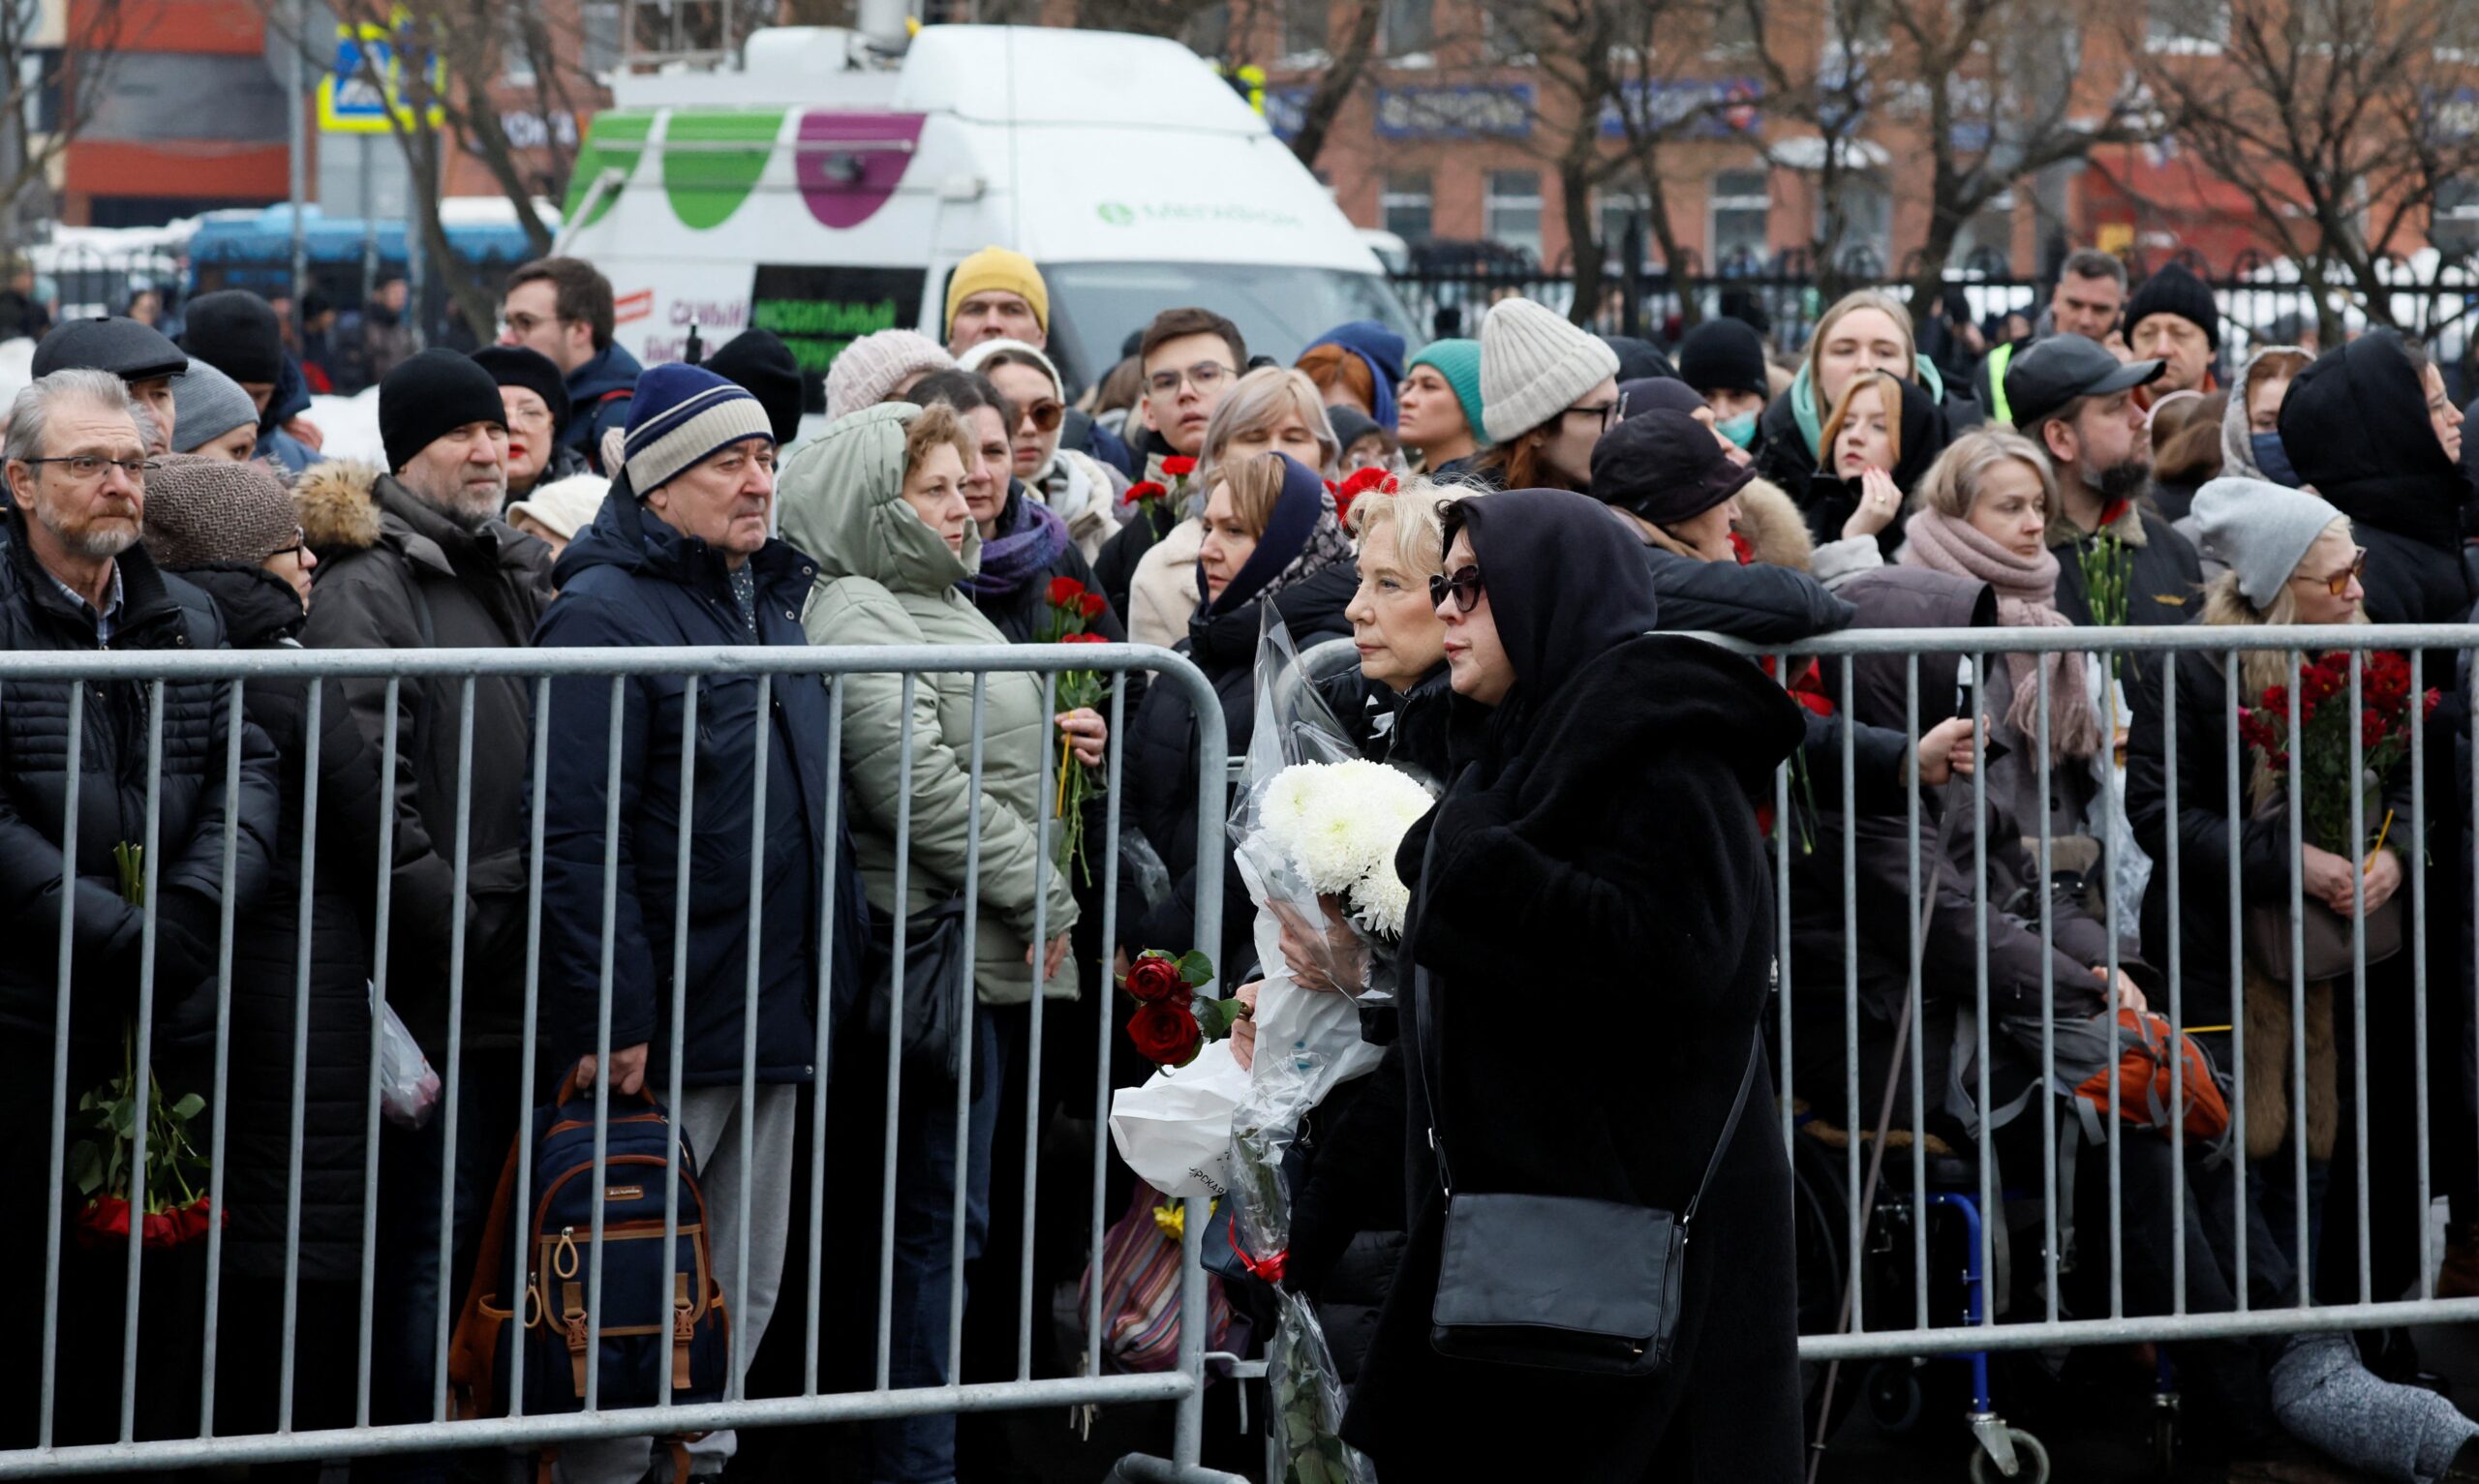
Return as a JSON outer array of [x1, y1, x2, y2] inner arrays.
[[1415, 964, 1761, 1378], [862, 895, 971, 1081]]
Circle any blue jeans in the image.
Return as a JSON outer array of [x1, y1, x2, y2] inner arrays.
[[870, 1005, 1014, 1484]]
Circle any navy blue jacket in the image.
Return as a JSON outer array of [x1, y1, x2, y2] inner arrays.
[[563, 342, 645, 471], [532, 481, 867, 1085]]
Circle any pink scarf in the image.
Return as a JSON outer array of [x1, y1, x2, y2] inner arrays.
[[1899, 507, 2105, 763]]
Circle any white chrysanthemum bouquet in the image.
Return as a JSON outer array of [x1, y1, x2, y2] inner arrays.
[[1253, 759, 1435, 939]]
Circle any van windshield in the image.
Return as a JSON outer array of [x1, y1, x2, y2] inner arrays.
[[1041, 261, 1418, 395]]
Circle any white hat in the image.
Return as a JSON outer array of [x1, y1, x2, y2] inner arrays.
[[1479, 296, 1621, 444], [957, 337, 1063, 401], [506, 472, 611, 542]]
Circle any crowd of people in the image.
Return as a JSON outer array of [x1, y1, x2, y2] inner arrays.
[[4, 238, 2479, 1482]]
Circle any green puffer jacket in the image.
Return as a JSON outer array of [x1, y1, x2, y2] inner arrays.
[[778, 404, 1078, 1005]]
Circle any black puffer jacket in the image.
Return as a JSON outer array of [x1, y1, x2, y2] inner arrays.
[[0, 517, 280, 1050], [170, 563, 417, 1280], [966, 484, 1129, 645], [1117, 561, 1355, 974], [295, 463, 554, 1060]]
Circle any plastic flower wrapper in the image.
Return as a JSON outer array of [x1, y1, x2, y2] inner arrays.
[[1230, 1054, 1373, 1484]]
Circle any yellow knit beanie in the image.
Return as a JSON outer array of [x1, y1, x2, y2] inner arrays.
[[943, 246, 1049, 337]]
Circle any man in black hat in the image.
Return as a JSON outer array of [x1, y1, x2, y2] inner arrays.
[[2005, 333, 2201, 636], [32, 317, 187, 455], [2124, 261, 2220, 400], [704, 327, 805, 448], [471, 344, 581, 500], [176, 288, 326, 473]]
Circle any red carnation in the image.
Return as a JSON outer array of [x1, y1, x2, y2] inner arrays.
[[1079, 592, 1107, 619], [1123, 954, 1185, 1003], [1728, 530, 1755, 565], [1122, 480, 1169, 507], [2427, 688, 2444, 717], [1161, 456, 1198, 477], [2261, 684, 2287, 712], [1047, 576, 1086, 607], [2097, 499, 2129, 530], [1061, 631, 1108, 644], [1127, 1003, 1202, 1066]]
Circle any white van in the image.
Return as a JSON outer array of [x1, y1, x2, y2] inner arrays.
[[554, 23, 1416, 407]]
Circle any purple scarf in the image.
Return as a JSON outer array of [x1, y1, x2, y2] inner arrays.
[[959, 487, 1071, 598]]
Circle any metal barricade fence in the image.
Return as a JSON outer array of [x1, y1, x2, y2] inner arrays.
[[0, 642, 1243, 1484], [1733, 621, 2479, 1375]]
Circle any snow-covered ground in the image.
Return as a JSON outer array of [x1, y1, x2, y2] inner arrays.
[[305, 388, 384, 466]]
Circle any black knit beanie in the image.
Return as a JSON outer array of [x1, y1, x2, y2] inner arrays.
[[179, 290, 285, 386], [2125, 262, 2219, 350], [1675, 318, 1770, 396], [380, 348, 509, 473], [705, 329, 805, 446], [471, 345, 572, 437]]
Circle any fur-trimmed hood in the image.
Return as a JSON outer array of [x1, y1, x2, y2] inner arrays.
[[1734, 477, 1813, 572], [293, 459, 383, 554]]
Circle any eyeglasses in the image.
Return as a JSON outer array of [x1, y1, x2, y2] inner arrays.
[[269, 528, 309, 562], [503, 403, 556, 431], [1564, 399, 1620, 434], [1428, 564, 1484, 614], [20, 454, 155, 481], [1147, 362, 1236, 398], [501, 311, 566, 338], [2292, 547, 2368, 597], [1019, 399, 1065, 434]]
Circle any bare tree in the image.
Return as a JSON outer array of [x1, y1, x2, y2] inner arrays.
[[2127, 0, 2479, 341], [1735, 0, 1884, 300], [0, 0, 137, 240], [1281, 0, 1383, 168]]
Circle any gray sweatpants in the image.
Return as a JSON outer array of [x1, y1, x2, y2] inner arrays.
[[2272, 1329, 2479, 1484], [557, 1083, 799, 1484]]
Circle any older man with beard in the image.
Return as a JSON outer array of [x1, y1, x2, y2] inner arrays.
[[295, 346, 553, 1448]]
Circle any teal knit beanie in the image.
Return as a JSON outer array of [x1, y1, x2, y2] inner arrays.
[[1408, 338, 1486, 441]]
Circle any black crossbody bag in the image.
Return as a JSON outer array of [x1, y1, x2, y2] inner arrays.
[[1408, 814, 1761, 1377]]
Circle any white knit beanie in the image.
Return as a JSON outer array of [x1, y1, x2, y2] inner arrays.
[[1479, 297, 1621, 444], [823, 329, 956, 421], [957, 337, 1064, 401], [506, 472, 613, 542]]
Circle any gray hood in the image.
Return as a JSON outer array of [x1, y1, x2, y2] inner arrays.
[[2219, 344, 2311, 483]]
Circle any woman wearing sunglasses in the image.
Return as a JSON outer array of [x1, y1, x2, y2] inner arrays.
[[2123, 478, 2479, 1481], [1343, 486, 1806, 1479], [960, 338, 1126, 563]]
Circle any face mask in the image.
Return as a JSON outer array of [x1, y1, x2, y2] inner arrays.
[[2249, 430, 2299, 487], [1717, 410, 1759, 449]]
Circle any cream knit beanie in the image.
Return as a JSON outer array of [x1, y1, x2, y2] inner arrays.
[[1479, 297, 1621, 444], [823, 329, 956, 421]]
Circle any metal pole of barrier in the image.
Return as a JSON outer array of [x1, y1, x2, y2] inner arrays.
[[2102, 648, 2124, 1321], [119, 680, 167, 1442], [40, 684, 83, 1450], [877, 676, 919, 1390], [355, 681, 401, 1426], [1972, 651, 1993, 1320], [1841, 657, 1862, 1336], [2348, 650, 2371, 1306], [432, 680, 476, 1418], [585, 675, 626, 1411], [2037, 660, 2058, 1323], [1774, 651, 1792, 1151], [2411, 651, 2433, 1297], [2166, 651, 2186, 1314], [803, 675, 844, 1397], [199, 681, 244, 1432], [949, 680, 988, 1382], [1178, 656, 1230, 1472], [279, 684, 321, 1425], [664, 677, 698, 1408], [1090, 673, 1129, 1376], [2227, 652, 2249, 1309], [1906, 654, 1926, 1328], [513, 675, 551, 1420], [1022, 671, 1058, 1379], [2288, 652, 2310, 1301], [736, 676, 772, 1397]]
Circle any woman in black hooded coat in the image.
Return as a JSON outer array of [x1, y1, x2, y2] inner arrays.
[[1341, 487, 1806, 1481]]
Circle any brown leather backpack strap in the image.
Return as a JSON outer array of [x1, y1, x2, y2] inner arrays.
[[448, 1126, 526, 1418]]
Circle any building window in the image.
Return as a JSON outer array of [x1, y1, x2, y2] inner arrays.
[[1185, 2, 1230, 58], [1384, 0, 1434, 57], [1484, 169, 1543, 258], [582, 0, 624, 76], [1481, 8, 1534, 63], [1710, 0, 1759, 52], [1833, 174, 1893, 274], [502, 10, 538, 86], [1283, 0, 1327, 59], [1708, 167, 1770, 268], [1598, 186, 1656, 267], [1823, 0, 1889, 52], [2147, 0, 2228, 50], [1951, 192, 2017, 270], [1383, 170, 1432, 240]]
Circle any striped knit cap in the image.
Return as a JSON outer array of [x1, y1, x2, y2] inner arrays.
[[623, 362, 775, 495]]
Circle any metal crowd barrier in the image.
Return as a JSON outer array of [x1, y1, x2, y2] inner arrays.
[[1729, 622, 2479, 1369], [0, 642, 1240, 1483]]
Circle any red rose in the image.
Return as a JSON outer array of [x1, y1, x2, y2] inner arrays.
[[1124, 954, 1184, 1002], [1122, 480, 1168, 506], [1079, 592, 1107, 619], [1061, 631, 1108, 644], [2427, 688, 2444, 717], [1161, 456, 1197, 477], [2260, 684, 2287, 712], [1047, 576, 1086, 607], [1728, 530, 1755, 565], [76, 1196, 130, 1250], [2096, 499, 2129, 530], [1127, 1003, 1202, 1065]]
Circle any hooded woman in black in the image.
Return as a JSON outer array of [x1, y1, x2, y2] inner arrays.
[[1341, 487, 1807, 1481]]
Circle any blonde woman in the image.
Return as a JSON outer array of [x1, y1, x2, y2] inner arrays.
[[1756, 288, 1955, 494]]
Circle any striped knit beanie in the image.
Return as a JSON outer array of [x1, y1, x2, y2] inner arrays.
[[624, 362, 775, 495]]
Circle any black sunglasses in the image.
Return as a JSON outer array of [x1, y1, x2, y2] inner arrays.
[[1428, 564, 1484, 614]]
